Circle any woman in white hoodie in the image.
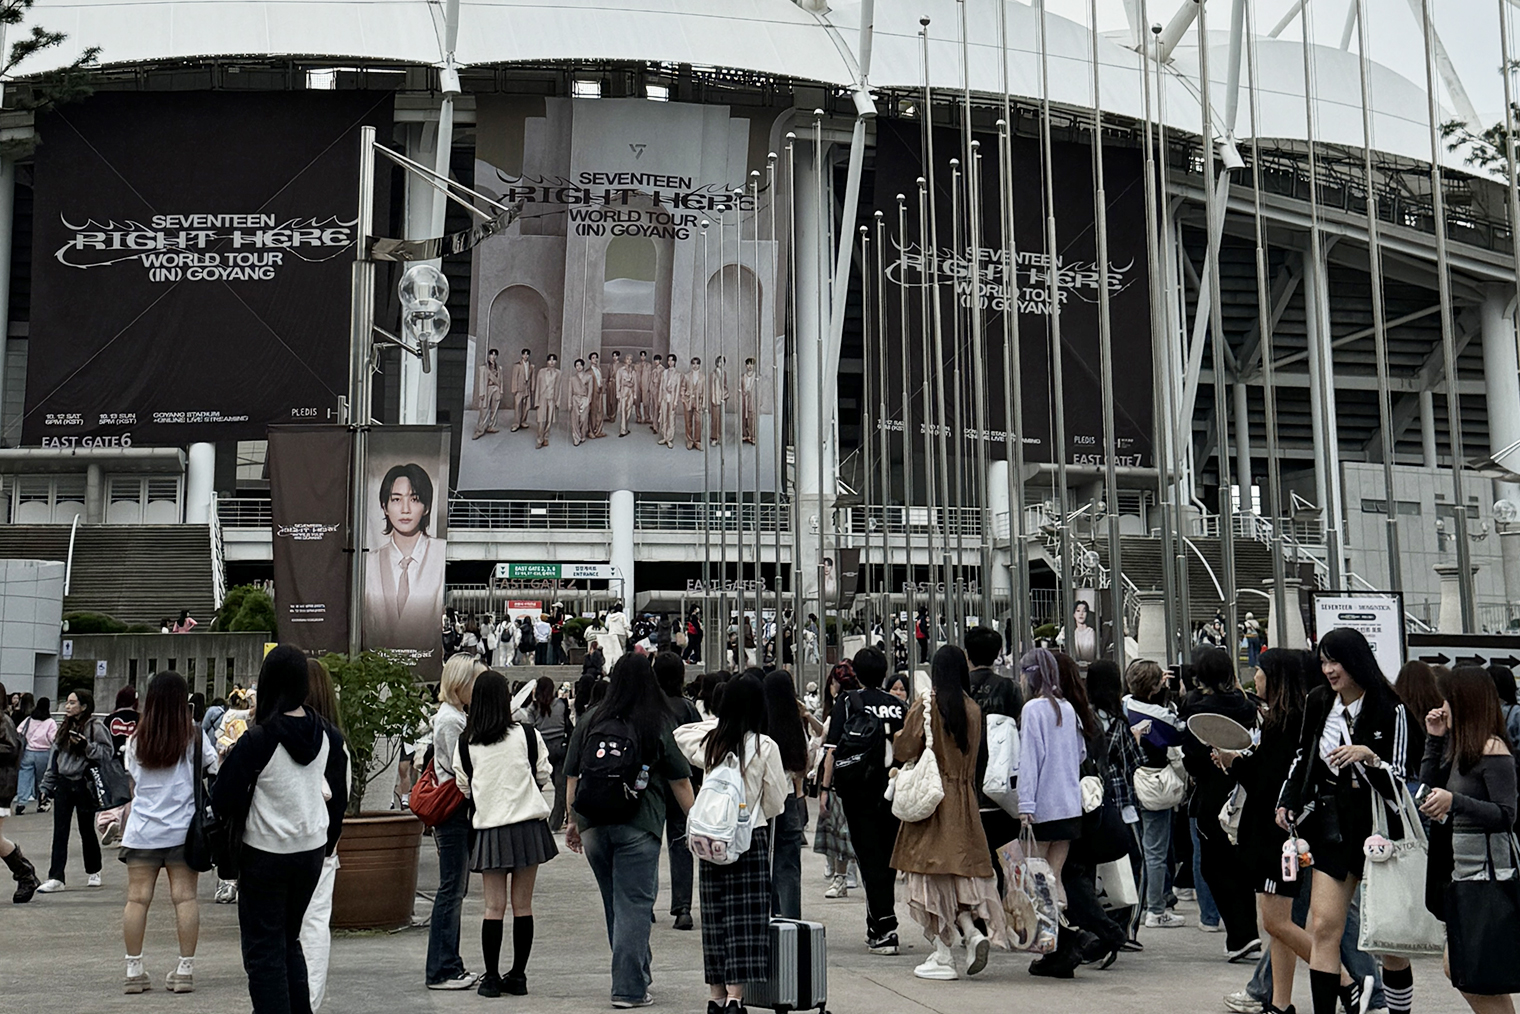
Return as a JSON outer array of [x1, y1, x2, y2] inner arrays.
[[675, 670, 788, 1014], [454, 670, 556, 999]]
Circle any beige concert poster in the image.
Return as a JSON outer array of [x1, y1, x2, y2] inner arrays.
[[461, 97, 784, 493]]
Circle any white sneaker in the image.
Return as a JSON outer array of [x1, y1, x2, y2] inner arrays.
[[87, 873, 102, 888], [964, 929, 990, 976], [1198, 921, 1224, 933], [1143, 911, 1186, 929], [823, 876, 848, 899], [1224, 989, 1264, 1014], [100, 819, 122, 847], [914, 945, 958, 981], [1174, 887, 1197, 902], [37, 879, 65, 893], [846, 870, 859, 890]]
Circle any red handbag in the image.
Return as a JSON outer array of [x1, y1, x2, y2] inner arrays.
[[408, 756, 465, 827]]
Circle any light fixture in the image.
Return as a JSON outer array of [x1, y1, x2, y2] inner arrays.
[[646, 82, 670, 102], [572, 79, 603, 100], [306, 68, 337, 90]]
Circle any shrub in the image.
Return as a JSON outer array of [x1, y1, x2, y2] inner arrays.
[[213, 584, 277, 640], [63, 611, 129, 634], [321, 651, 433, 816]]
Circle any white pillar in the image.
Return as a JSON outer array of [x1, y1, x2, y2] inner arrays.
[[1480, 288, 1520, 601], [84, 463, 103, 524], [1420, 389, 1439, 468], [989, 459, 1011, 597], [399, 121, 443, 425], [1303, 252, 1345, 573], [1435, 563, 1480, 634], [1234, 380, 1252, 504], [794, 139, 829, 614], [610, 489, 636, 613], [1267, 576, 1307, 652], [185, 443, 216, 524]]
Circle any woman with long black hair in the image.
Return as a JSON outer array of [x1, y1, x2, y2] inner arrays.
[[563, 653, 694, 1009], [37, 689, 112, 893], [119, 671, 218, 994], [1277, 627, 1409, 1014], [455, 670, 556, 998], [812, 662, 858, 898], [688, 672, 788, 1014], [762, 669, 810, 918], [1418, 665, 1518, 1014], [892, 645, 1007, 981]]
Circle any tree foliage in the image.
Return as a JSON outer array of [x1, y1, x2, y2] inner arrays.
[[212, 584, 278, 640], [321, 652, 434, 816], [0, 0, 100, 111]]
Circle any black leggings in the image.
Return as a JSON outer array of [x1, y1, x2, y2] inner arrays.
[[48, 783, 101, 882]]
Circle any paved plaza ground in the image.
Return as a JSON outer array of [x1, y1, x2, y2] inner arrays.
[[0, 801, 1471, 1014]]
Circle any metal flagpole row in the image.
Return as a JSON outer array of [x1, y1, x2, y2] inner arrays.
[[1243, 0, 1290, 661], [860, 222, 874, 632], [1421, 0, 1475, 631], [787, 132, 806, 680], [1089, 0, 1125, 668], [814, 109, 830, 690], [1198, 0, 1239, 659], [898, 193, 921, 658], [701, 220, 714, 674], [875, 209, 891, 639], [1352, 0, 1402, 596], [1037, 0, 1074, 632], [998, 0, 1030, 655]]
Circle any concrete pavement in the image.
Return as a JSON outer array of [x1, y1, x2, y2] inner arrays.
[[0, 802, 1474, 1013]]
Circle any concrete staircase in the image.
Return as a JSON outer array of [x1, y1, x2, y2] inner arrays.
[[0, 525, 217, 627], [1097, 535, 1281, 630]]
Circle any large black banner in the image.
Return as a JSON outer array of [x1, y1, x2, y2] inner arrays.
[[869, 120, 1153, 482], [269, 426, 353, 655], [23, 91, 391, 446]]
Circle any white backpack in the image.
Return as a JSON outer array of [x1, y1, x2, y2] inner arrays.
[[982, 712, 1021, 817], [687, 736, 755, 865]]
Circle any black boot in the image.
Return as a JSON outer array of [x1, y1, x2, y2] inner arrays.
[[1029, 926, 1082, 979], [4, 844, 40, 904]]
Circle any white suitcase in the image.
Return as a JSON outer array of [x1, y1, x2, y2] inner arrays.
[[745, 917, 827, 1013]]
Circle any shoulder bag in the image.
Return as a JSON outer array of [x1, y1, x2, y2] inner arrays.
[[1445, 833, 1520, 995], [1358, 782, 1446, 956], [85, 722, 133, 811], [409, 746, 467, 828], [1133, 748, 1187, 811], [184, 732, 215, 873], [889, 696, 945, 823]]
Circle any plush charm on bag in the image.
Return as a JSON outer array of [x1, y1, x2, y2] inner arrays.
[[1363, 833, 1395, 863]]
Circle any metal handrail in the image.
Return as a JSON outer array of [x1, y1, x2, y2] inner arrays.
[[64, 511, 81, 594], [209, 493, 227, 609], [450, 498, 611, 531]]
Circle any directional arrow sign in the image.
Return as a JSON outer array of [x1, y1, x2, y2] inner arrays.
[[1408, 634, 1520, 677]]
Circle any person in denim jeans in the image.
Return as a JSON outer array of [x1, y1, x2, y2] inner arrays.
[[426, 655, 486, 990], [14, 698, 56, 813], [1128, 659, 1185, 928], [762, 669, 812, 920], [565, 655, 695, 1008]]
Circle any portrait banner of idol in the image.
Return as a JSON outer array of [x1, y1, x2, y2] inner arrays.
[[363, 426, 451, 678], [459, 96, 787, 494]]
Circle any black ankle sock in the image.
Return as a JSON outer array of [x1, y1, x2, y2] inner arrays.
[[509, 915, 534, 976], [481, 918, 503, 979], [1310, 969, 1342, 1014], [1384, 965, 1413, 1014]]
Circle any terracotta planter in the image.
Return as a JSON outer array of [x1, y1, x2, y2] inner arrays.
[[331, 812, 424, 931]]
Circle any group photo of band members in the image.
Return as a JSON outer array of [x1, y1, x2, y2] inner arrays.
[[472, 346, 763, 452]]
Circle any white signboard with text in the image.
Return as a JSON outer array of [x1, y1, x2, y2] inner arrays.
[[1312, 591, 1405, 683]]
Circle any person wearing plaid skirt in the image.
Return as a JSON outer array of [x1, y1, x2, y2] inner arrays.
[[678, 672, 789, 1014]]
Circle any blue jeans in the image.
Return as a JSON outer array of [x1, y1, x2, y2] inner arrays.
[[1139, 806, 1172, 915], [425, 806, 472, 984], [1190, 817, 1222, 926], [16, 748, 48, 805], [583, 824, 662, 1005], [770, 793, 807, 919], [1246, 880, 1386, 1009]]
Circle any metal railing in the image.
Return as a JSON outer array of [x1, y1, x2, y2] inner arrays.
[[209, 494, 227, 609], [217, 497, 273, 529], [450, 498, 611, 531], [837, 505, 983, 539], [634, 500, 790, 533]]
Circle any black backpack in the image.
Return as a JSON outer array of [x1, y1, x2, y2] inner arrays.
[[572, 716, 651, 825], [830, 691, 884, 787], [519, 622, 537, 651]]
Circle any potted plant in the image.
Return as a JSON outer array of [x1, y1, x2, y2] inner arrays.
[[562, 616, 592, 666], [322, 651, 433, 931]]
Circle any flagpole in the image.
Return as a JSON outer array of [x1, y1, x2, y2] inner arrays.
[[950, 155, 967, 639], [999, 0, 1029, 655], [787, 133, 806, 674], [814, 109, 831, 686], [769, 153, 785, 655], [701, 219, 714, 674], [860, 222, 874, 625], [922, 22, 955, 643], [898, 192, 920, 657]]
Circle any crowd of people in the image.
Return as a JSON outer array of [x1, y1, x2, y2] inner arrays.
[[3, 622, 1520, 1014]]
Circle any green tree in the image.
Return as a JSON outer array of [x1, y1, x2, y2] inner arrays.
[[321, 652, 433, 816], [212, 584, 278, 640], [1, 0, 100, 110]]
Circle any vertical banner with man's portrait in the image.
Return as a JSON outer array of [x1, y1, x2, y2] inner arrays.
[[268, 426, 353, 654], [461, 97, 785, 493], [364, 427, 452, 678]]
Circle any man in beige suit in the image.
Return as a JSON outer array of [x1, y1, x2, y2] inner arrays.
[[632, 350, 651, 425], [605, 350, 623, 431], [567, 358, 594, 446], [587, 351, 607, 439], [615, 352, 639, 436], [708, 354, 729, 446], [740, 357, 760, 445], [658, 353, 682, 448], [473, 348, 504, 439], [534, 354, 562, 449], [645, 354, 665, 436], [509, 348, 534, 432], [681, 356, 706, 450]]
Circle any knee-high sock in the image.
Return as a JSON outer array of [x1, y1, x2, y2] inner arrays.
[[1310, 969, 1342, 1014], [481, 918, 503, 979], [510, 915, 534, 976], [1384, 964, 1413, 1014]]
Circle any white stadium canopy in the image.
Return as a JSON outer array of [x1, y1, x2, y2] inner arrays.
[[10, 0, 1508, 169]]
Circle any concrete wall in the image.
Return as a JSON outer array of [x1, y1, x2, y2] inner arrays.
[[67, 632, 270, 703], [0, 558, 63, 697]]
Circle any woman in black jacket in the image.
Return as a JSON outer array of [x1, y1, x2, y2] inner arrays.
[[38, 690, 113, 893], [1276, 628, 1410, 1014], [1178, 648, 1261, 963]]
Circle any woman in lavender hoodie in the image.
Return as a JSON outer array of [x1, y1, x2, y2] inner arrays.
[[1016, 648, 1086, 905]]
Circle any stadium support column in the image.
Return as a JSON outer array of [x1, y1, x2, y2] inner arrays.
[[0, 156, 13, 442], [1303, 248, 1345, 585], [1480, 289, 1520, 602], [794, 132, 830, 637], [611, 490, 636, 614], [186, 443, 215, 524]]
